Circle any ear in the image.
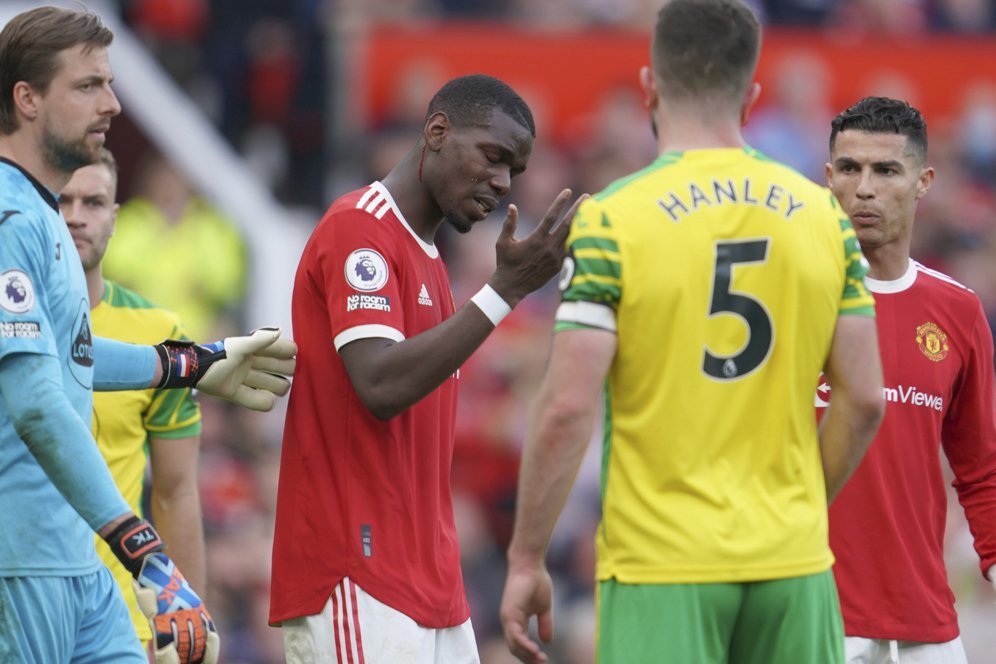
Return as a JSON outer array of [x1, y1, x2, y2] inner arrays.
[[12, 81, 39, 122], [639, 66, 659, 112], [111, 203, 120, 232], [424, 111, 450, 152], [740, 82, 762, 127], [915, 166, 935, 200]]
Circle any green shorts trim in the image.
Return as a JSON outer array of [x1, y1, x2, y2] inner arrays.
[[597, 570, 843, 664]]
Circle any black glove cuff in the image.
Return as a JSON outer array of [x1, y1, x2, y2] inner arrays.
[[104, 516, 165, 578], [155, 339, 226, 389]]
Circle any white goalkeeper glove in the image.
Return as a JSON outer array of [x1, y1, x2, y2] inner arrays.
[[155, 327, 297, 411]]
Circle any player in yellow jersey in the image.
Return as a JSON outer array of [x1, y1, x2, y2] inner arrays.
[[499, 1, 885, 663], [60, 148, 205, 651]]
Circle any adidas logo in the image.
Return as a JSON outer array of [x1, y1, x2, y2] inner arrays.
[[418, 284, 433, 307]]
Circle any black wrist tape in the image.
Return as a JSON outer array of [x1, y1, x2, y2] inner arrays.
[[155, 339, 226, 389], [104, 516, 165, 578]]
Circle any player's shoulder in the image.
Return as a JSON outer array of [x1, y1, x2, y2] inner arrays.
[[101, 280, 185, 327], [593, 152, 684, 204], [305, 182, 414, 260], [0, 160, 36, 198], [313, 182, 403, 241], [741, 147, 833, 201], [0, 162, 53, 224], [913, 261, 979, 301], [326, 182, 397, 223]]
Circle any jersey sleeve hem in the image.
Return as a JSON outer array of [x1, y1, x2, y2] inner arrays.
[[555, 301, 617, 332], [838, 304, 876, 317], [334, 324, 405, 351], [145, 420, 202, 437]]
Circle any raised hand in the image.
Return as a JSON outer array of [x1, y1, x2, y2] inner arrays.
[[489, 189, 588, 307]]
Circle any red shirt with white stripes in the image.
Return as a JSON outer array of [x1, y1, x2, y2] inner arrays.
[[270, 182, 468, 628], [821, 260, 996, 642]]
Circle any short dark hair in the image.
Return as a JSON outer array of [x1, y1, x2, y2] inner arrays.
[[651, 0, 761, 107], [93, 146, 118, 188], [0, 6, 113, 135], [830, 97, 928, 164], [425, 74, 535, 137]]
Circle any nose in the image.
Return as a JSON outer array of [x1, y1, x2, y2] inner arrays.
[[855, 169, 875, 199], [490, 166, 511, 198], [63, 201, 83, 226], [101, 84, 121, 118]]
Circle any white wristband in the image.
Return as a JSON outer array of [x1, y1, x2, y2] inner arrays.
[[471, 284, 512, 327]]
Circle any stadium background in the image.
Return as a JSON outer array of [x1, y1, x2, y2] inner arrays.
[[6, 0, 996, 661]]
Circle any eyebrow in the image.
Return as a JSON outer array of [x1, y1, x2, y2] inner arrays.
[[59, 192, 108, 203], [76, 73, 112, 86], [834, 156, 905, 170]]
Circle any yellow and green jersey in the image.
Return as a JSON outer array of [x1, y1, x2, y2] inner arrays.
[[556, 148, 873, 585], [91, 280, 201, 641]]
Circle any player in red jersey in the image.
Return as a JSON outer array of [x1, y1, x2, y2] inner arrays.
[[269, 74, 585, 663], [822, 96, 996, 663]]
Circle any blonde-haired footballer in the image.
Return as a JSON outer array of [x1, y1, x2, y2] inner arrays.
[[61, 148, 204, 651]]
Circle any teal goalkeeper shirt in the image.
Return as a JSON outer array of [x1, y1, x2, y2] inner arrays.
[[0, 159, 129, 576]]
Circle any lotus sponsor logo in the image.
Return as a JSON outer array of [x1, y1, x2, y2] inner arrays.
[[67, 299, 93, 388]]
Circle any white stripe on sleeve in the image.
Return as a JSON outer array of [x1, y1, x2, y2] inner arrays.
[[334, 324, 405, 351], [555, 301, 617, 332]]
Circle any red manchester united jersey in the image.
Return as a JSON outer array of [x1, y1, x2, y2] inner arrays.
[[820, 260, 996, 642], [270, 182, 467, 628]]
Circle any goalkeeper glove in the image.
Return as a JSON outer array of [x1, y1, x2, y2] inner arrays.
[[155, 327, 297, 412], [105, 516, 219, 664]]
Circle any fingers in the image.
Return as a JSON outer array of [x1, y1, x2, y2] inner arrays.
[[203, 630, 221, 664], [537, 608, 554, 643], [244, 369, 291, 396], [498, 204, 520, 242], [251, 354, 296, 377], [226, 328, 280, 357], [229, 384, 277, 412], [553, 193, 588, 241], [505, 618, 548, 664], [187, 614, 207, 663], [536, 189, 574, 234], [256, 336, 297, 360]]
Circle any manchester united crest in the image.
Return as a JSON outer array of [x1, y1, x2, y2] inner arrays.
[[915, 322, 949, 362]]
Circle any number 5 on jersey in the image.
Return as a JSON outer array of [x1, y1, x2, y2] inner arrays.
[[703, 239, 773, 381]]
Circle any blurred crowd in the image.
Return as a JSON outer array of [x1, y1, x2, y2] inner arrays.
[[100, 1, 996, 662]]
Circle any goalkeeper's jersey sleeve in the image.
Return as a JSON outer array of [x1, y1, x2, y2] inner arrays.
[[555, 147, 874, 584]]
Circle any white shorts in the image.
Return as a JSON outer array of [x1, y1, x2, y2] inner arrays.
[[281, 577, 480, 664], [845, 636, 968, 664]]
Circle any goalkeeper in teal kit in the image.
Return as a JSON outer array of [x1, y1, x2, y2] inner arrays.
[[0, 6, 295, 663]]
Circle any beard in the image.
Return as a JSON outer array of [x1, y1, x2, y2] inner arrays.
[[42, 127, 98, 175]]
